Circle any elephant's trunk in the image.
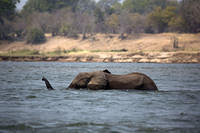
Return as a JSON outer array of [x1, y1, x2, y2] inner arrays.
[[42, 77, 54, 90]]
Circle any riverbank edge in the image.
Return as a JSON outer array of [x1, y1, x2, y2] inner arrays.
[[0, 52, 200, 63]]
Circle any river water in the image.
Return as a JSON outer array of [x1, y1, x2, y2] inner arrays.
[[0, 62, 200, 133]]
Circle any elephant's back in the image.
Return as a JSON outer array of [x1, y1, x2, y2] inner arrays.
[[107, 72, 158, 90], [107, 73, 145, 90], [129, 72, 158, 90]]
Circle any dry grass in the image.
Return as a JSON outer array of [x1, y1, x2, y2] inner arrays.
[[0, 33, 200, 56]]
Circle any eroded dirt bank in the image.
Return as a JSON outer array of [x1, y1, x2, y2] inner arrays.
[[1, 52, 200, 63]]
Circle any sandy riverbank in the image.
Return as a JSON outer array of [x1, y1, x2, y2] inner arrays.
[[0, 33, 200, 63], [0, 52, 199, 63]]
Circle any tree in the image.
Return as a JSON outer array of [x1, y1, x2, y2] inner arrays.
[[74, 0, 96, 39], [118, 10, 133, 35], [58, 9, 78, 38], [147, 6, 181, 33], [129, 13, 146, 33], [110, 1, 122, 14], [22, 0, 80, 14], [181, 0, 200, 33], [0, 0, 20, 40], [12, 15, 27, 39], [43, 8, 76, 37], [122, 0, 177, 14], [0, 0, 19, 23], [75, 12, 95, 39], [168, 16, 185, 32], [75, 0, 96, 13], [123, 0, 149, 14], [27, 12, 52, 32], [0, 19, 13, 40], [26, 28, 46, 44], [105, 14, 119, 33], [97, 0, 120, 15], [147, 7, 165, 33], [93, 7, 106, 33]]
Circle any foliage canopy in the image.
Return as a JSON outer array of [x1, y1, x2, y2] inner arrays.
[[26, 28, 46, 44], [0, 0, 200, 41]]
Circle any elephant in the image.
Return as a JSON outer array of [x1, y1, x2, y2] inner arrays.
[[42, 69, 158, 91], [67, 69, 158, 90]]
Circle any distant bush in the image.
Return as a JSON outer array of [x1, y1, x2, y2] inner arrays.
[[59, 25, 70, 36], [26, 28, 46, 44], [59, 25, 79, 39], [67, 31, 79, 39], [111, 49, 128, 52]]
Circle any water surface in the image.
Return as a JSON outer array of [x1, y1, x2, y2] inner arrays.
[[0, 62, 200, 133]]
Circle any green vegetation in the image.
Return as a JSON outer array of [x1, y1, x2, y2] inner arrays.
[[0, 49, 40, 56], [123, 0, 168, 14], [26, 28, 46, 44], [0, 0, 200, 42], [0, 48, 130, 56], [10, 49, 40, 56], [45, 48, 84, 56], [46, 48, 65, 56], [0, 0, 19, 23], [0, 0, 20, 40], [181, 0, 200, 33], [90, 49, 128, 53], [111, 49, 128, 52], [147, 6, 184, 33], [22, 0, 80, 14]]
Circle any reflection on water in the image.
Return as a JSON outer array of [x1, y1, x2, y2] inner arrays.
[[0, 62, 200, 133]]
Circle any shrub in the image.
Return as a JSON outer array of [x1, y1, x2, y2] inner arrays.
[[111, 49, 128, 52], [26, 28, 46, 44], [59, 25, 70, 36], [67, 31, 79, 39], [59, 25, 79, 39]]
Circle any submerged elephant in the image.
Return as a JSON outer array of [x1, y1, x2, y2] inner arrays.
[[42, 69, 158, 91]]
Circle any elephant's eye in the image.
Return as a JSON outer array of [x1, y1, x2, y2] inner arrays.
[[81, 78, 87, 82], [81, 78, 90, 83]]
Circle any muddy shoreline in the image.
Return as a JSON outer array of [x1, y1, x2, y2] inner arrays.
[[1, 52, 200, 63]]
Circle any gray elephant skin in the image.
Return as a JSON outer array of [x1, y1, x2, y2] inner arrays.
[[68, 70, 158, 91]]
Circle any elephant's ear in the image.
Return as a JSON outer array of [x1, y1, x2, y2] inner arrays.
[[87, 72, 108, 90], [103, 69, 111, 74]]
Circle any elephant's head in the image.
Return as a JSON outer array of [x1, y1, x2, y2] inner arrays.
[[68, 69, 111, 89], [68, 72, 91, 88]]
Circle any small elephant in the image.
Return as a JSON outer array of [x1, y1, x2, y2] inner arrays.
[[68, 69, 158, 90]]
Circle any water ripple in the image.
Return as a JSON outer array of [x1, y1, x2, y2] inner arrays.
[[0, 62, 200, 133]]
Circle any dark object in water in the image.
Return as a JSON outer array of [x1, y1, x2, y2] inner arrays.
[[42, 69, 158, 91], [42, 77, 54, 90]]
